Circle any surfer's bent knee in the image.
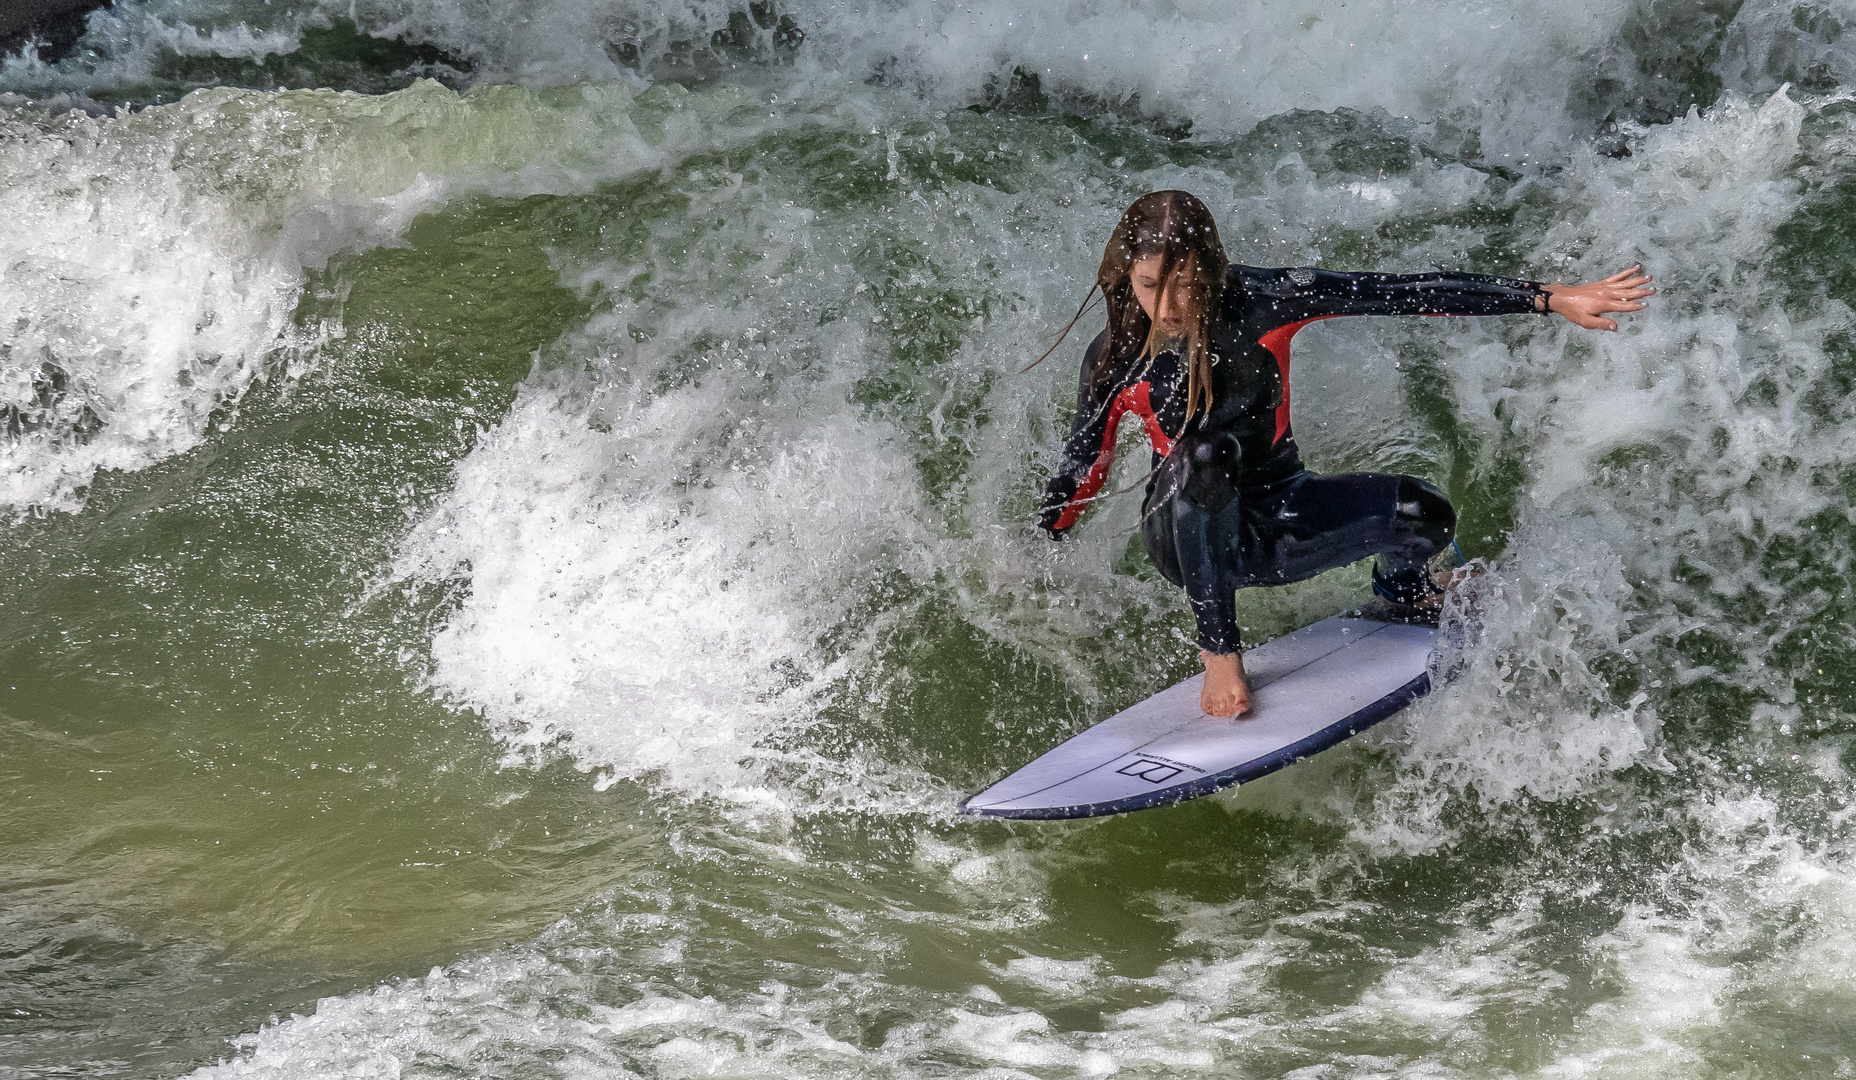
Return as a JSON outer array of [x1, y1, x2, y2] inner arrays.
[[1142, 505, 1186, 587]]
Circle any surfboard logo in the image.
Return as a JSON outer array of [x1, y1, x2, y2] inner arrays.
[[1116, 758, 1183, 784]]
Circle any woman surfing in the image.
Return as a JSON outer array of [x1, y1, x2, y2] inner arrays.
[[1036, 190, 1652, 718]]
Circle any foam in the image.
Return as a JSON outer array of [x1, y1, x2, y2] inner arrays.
[[192, 813, 1856, 1080], [0, 77, 743, 512], [393, 347, 940, 805], [1333, 88, 1853, 853], [1719, 1, 1856, 98], [23, 1, 1853, 1076], [15, 0, 1855, 164], [8, 0, 1824, 154], [1, 98, 303, 511], [1531, 788, 1856, 1077], [185, 935, 1169, 1080]]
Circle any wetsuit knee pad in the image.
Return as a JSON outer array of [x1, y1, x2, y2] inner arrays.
[[1394, 476, 1456, 555], [1141, 501, 1186, 587], [1142, 482, 1245, 592]]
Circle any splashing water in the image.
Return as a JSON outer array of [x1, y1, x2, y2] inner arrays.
[[4, 1, 1856, 1077]]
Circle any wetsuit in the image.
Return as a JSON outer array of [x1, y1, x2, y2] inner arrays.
[[1038, 265, 1550, 654]]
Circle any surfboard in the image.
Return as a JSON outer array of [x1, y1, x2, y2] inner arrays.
[[960, 614, 1436, 819]]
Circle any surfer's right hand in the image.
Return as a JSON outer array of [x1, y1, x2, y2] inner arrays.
[[1541, 266, 1654, 331], [1200, 650, 1252, 718], [1036, 476, 1080, 539]]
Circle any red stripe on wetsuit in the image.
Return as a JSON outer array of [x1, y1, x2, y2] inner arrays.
[[1048, 381, 1174, 532], [1049, 317, 1335, 530], [1050, 310, 1391, 529], [1259, 311, 1466, 442], [1255, 315, 1340, 445]]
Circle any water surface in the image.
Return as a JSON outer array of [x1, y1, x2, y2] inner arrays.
[[4, 1, 1856, 1076]]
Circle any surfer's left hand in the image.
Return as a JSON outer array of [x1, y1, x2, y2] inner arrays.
[[1201, 650, 1252, 718], [1542, 267, 1654, 331]]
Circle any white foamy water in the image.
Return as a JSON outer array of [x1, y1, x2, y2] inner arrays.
[[5, 0, 1670, 155], [1349, 87, 1846, 850], [188, 786, 1856, 1079], [0, 77, 747, 511], [7, 0, 1856, 1076], [393, 335, 939, 805], [386, 107, 1182, 807]]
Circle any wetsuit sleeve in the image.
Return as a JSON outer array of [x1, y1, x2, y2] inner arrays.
[[1254, 267, 1551, 325], [1037, 332, 1123, 538]]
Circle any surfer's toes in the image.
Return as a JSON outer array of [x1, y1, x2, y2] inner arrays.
[[1199, 694, 1251, 719]]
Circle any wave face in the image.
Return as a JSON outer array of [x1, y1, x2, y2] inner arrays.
[[4, 1, 1856, 1077]]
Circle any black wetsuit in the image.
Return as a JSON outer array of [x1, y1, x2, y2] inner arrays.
[[1038, 264, 1550, 654]]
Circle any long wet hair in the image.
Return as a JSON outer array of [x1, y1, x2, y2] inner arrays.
[[1033, 190, 1229, 422]]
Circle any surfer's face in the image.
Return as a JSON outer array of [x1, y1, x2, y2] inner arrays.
[[1131, 254, 1188, 335]]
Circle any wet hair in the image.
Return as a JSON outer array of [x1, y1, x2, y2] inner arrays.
[[1032, 190, 1229, 421]]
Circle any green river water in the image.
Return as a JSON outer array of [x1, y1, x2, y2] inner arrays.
[[4, 1, 1856, 1076]]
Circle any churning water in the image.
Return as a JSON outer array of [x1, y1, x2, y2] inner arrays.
[[4, 0, 1856, 1075]]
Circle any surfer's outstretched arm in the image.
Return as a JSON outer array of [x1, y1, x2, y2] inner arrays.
[[1244, 264, 1652, 328]]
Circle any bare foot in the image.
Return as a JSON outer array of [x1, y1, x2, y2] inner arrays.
[[1200, 650, 1252, 718]]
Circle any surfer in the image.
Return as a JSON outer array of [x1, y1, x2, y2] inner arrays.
[[1036, 190, 1651, 718]]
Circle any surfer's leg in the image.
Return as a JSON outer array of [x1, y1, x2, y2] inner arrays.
[[1142, 488, 1244, 646], [1236, 472, 1454, 594], [1371, 475, 1457, 604], [1139, 491, 1186, 588]]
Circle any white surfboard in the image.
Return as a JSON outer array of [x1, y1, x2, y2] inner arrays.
[[961, 615, 1437, 819]]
